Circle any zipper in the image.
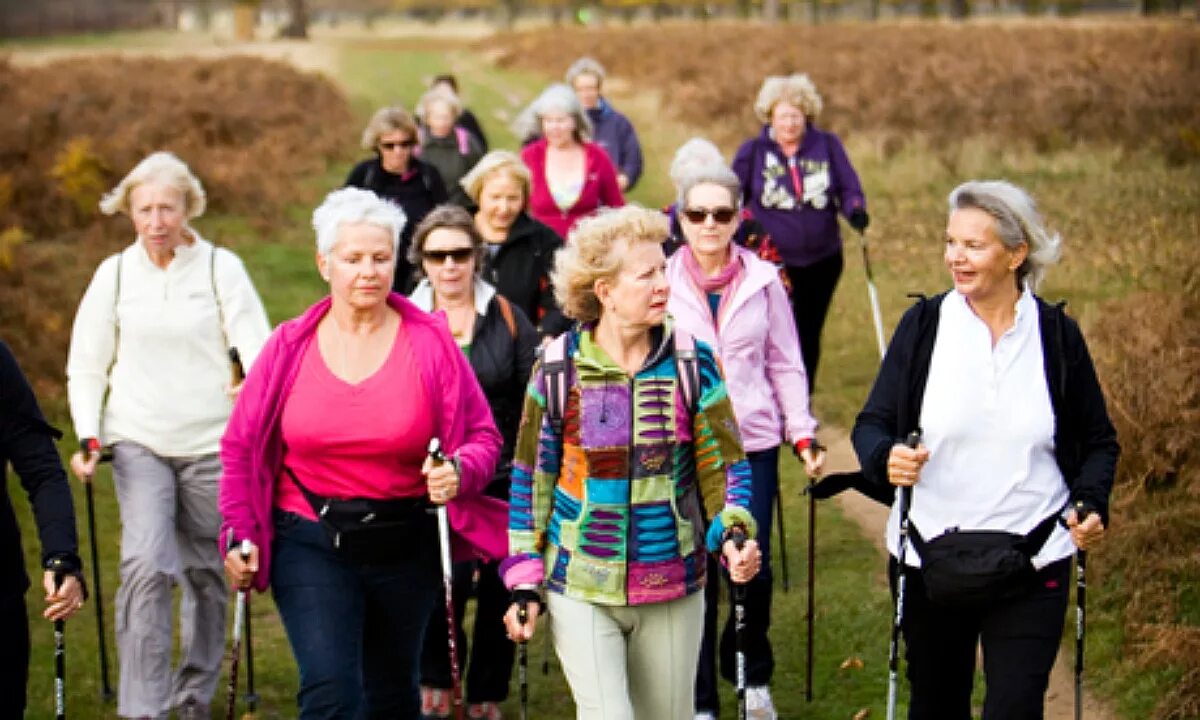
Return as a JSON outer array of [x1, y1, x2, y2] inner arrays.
[[624, 370, 634, 604]]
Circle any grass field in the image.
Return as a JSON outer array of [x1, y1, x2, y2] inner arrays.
[[5, 20, 1198, 720]]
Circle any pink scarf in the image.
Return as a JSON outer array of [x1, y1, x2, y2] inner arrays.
[[681, 245, 744, 322]]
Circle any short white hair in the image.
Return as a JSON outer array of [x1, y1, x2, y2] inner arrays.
[[99, 151, 206, 219], [513, 83, 593, 144], [415, 87, 462, 123], [311, 188, 406, 258], [565, 56, 606, 86], [669, 137, 725, 190], [676, 164, 742, 211], [948, 180, 1062, 291]]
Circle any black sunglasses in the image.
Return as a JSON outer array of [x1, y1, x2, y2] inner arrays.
[[423, 247, 475, 264], [379, 140, 417, 151], [682, 207, 738, 224]]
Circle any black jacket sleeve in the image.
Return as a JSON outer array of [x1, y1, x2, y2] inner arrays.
[[1060, 317, 1120, 525], [0, 341, 80, 574]]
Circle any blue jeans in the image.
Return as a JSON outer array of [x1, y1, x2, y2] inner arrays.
[[695, 446, 780, 711], [271, 509, 439, 719]]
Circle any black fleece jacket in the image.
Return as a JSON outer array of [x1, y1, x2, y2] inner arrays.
[[0, 340, 80, 596], [851, 292, 1120, 525], [479, 212, 571, 339]]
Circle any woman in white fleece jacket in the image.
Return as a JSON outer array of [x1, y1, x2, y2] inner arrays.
[[66, 152, 270, 720]]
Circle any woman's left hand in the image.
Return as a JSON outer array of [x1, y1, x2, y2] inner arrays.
[[226, 381, 244, 400], [1067, 509, 1105, 551], [799, 445, 826, 477], [42, 572, 84, 622], [722, 537, 761, 584], [422, 453, 460, 505]]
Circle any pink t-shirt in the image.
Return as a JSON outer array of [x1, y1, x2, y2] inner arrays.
[[275, 322, 433, 520]]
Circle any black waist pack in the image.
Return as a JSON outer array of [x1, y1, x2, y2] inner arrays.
[[909, 510, 1061, 607], [286, 467, 434, 565]]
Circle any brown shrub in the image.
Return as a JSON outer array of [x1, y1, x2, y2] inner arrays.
[[1089, 289, 1200, 720], [0, 55, 356, 398], [482, 22, 1200, 159]]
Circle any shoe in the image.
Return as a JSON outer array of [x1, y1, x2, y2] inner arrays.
[[746, 685, 778, 720], [420, 685, 451, 719], [694, 712, 718, 720], [468, 702, 503, 719], [176, 699, 208, 720]]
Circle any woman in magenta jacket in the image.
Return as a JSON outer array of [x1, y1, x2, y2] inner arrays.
[[219, 188, 505, 718], [665, 161, 825, 720], [518, 83, 624, 239]]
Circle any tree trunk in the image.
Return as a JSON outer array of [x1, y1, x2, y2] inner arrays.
[[279, 0, 308, 39]]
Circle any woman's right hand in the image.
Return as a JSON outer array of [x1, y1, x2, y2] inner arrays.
[[503, 601, 540, 642], [887, 441, 930, 487], [224, 543, 259, 590], [69, 450, 100, 484]]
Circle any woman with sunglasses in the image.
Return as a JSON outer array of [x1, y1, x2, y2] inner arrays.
[[408, 206, 539, 720], [346, 105, 448, 293], [665, 162, 825, 720]]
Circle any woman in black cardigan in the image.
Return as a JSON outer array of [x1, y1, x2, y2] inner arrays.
[[851, 180, 1118, 719]]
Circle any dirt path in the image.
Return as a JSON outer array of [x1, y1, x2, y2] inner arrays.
[[820, 427, 1117, 720]]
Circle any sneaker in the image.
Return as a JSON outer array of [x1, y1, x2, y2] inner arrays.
[[420, 686, 451, 719], [694, 712, 718, 720], [746, 685, 778, 720], [467, 702, 503, 719]]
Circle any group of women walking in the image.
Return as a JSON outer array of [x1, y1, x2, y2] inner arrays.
[[0, 58, 1118, 720]]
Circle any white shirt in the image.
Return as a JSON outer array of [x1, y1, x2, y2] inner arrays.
[[67, 234, 271, 457], [886, 288, 1075, 569]]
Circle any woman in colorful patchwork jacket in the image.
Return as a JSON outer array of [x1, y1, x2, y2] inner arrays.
[[500, 206, 761, 720]]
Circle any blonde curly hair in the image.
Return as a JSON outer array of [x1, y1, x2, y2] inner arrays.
[[754, 73, 823, 123]]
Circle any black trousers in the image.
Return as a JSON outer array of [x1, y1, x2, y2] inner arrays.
[[892, 557, 1072, 720], [784, 250, 844, 393], [0, 591, 30, 717]]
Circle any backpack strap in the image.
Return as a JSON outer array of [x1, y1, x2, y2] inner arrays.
[[497, 295, 517, 340], [542, 333, 570, 434], [455, 126, 471, 156], [673, 328, 701, 416], [210, 244, 231, 350]]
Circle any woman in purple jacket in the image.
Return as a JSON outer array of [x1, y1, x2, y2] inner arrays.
[[219, 188, 505, 719], [665, 162, 826, 720], [732, 73, 868, 392]]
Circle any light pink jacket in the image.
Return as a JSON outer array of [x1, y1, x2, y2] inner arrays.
[[219, 293, 506, 592], [666, 244, 817, 452]]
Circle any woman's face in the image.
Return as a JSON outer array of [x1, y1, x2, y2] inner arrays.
[[944, 208, 1027, 305], [426, 100, 456, 139], [597, 240, 670, 331], [130, 182, 188, 256], [770, 100, 807, 147], [476, 172, 525, 236], [681, 183, 738, 261], [421, 227, 476, 303], [571, 73, 602, 111], [319, 222, 395, 312], [541, 110, 577, 148], [378, 129, 416, 174]]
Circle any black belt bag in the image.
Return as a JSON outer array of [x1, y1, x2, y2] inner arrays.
[[910, 509, 1062, 608], [286, 467, 433, 566]]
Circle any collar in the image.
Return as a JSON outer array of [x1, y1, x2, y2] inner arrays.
[[409, 277, 496, 316]]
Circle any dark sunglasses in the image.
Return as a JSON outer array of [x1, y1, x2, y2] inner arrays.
[[423, 247, 475, 264], [379, 140, 417, 151], [682, 207, 738, 224]]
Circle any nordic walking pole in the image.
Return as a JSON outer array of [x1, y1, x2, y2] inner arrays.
[[1074, 502, 1092, 720], [517, 602, 530, 720], [48, 557, 69, 720], [887, 430, 922, 720], [776, 491, 790, 593], [428, 438, 465, 720], [730, 526, 749, 720], [225, 534, 251, 720], [803, 442, 826, 704], [856, 228, 888, 360], [79, 439, 115, 702], [226, 348, 259, 720]]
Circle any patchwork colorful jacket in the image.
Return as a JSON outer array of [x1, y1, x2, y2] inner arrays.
[[503, 323, 756, 607]]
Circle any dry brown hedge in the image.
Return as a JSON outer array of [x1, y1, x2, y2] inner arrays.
[[0, 55, 356, 398], [483, 22, 1200, 161]]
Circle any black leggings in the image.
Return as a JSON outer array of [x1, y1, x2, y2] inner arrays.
[[784, 251, 844, 393], [0, 591, 30, 717], [892, 557, 1072, 720]]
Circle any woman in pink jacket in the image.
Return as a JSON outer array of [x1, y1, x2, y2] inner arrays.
[[219, 188, 505, 719], [665, 161, 825, 720]]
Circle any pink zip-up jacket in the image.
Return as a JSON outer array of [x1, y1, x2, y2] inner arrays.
[[219, 293, 506, 592], [666, 244, 818, 452]]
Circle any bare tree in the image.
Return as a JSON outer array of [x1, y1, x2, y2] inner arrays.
[[279, 0, 308, 38]]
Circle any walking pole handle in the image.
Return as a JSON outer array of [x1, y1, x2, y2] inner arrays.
[[229, 347, 245, 385]]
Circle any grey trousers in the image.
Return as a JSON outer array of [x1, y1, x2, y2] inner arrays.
[[111, 441, 227, 719]]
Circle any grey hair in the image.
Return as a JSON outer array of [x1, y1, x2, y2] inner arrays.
[[676, 164, 742, 212], [669, 137, 725, 190], [565, 56, 606, 86], [312, 187, 405, 258], [754, 73, 823, 123], [948, 180, 1062, 291], [415, 86, 462, 124], [360, 106, 417, 151], [99, 151, 206, 219], [512, 83, 593, 144]]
